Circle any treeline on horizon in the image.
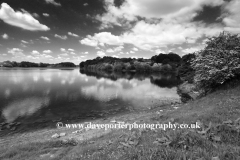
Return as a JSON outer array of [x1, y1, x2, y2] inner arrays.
[[0, 61, 76, 68], [80, 52, 184, 73], [80, 31, 240, 89]]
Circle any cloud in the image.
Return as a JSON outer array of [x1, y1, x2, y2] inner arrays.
[[133, 47, 138, 51], [45, 0, 61, 6], [68, 32, 79, 37], [55, 34, 67, 40], [106, 49, 114, 53], [40, 36, 50, 40], [68, 48, 75, 51], [8, 48, 25, 56], [43, 50, 52, 54], [98, 0, 224, 28], [31, 50, 40, 55], [59, 53, 68, 56], [182, 46, 204, 54], [2, 33, 8, 39], [21, 40, 28, 44], [106, 46, 124, 53], [83, 3, 88, 6], [97, 51, 106, 57], [43, 13, 49, 17], [222, 0, 240, 34], [0, 3, 50, 31], [60, 48, 66, 52], [81, 32, 123, 47], [80, 37, 98, 47], [90, 0, 240, 53]]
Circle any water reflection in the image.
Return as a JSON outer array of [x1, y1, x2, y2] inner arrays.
[[80, 69, 182, 109], [0, 68, 182, 126], [2, 97, 50, 123]]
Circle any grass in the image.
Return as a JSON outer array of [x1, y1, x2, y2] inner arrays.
[[0, 80, 240, 160]]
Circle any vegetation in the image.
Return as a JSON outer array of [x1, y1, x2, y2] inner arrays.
[[80, 53, 181, 73], [178, 53, 196, 83], [192, 32, 240, 89], [0, 61, 76, 68]]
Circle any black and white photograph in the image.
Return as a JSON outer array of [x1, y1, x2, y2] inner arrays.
[[0, 0, 240, 159]]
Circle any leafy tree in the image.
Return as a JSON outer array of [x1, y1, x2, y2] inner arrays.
[[192, 32, 240, 88]]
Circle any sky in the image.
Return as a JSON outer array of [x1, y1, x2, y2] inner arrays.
[[0, 0, 240, 64]]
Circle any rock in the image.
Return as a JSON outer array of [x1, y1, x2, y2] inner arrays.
[[59, 133, 66, 137], [52, 133, 60, 138]]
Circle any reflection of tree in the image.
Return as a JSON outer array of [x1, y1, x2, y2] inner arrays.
[[80, 69, 152, 81], [150, 73, 182, 88], [80, 69, 182, 88]]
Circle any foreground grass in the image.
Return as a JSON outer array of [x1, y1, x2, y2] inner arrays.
[[1, 81, 240, 160]]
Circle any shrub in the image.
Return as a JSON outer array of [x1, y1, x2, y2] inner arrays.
[[192, 32, 240, 88]]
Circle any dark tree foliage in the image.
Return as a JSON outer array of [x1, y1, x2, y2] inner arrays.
[[178, 53, 196, 83], [54, 62, 76, 67], [0, 61, 77, 68], [153, 52, 181, 64]]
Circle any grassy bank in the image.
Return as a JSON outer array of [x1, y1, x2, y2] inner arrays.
[[0, 79, 240, 160]]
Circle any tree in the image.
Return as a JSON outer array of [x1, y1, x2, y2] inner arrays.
[[192, 32, 240, 88]]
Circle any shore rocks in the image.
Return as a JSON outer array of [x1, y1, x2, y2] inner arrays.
[[59, 133, 66, 137], [52, 133, 60, 138], [52, 132, 66, 138]]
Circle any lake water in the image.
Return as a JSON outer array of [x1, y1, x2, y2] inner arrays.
[[0, 68, 181, 134]]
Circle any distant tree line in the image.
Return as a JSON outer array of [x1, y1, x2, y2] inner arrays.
[[80, 52, 182, 73], [0, 61, 76, 68]]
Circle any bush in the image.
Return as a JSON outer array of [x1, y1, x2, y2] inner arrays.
[[192, 32, 240, 88]]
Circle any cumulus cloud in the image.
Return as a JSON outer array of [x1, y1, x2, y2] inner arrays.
[[8, 48, 25, 56], [97, 51, 106, 57], [106, 46, 124, 53], [0, 3, 50, 31], [222, 0, 240, 33], [21, 40, 28, 44], [68, 32, 79, 37], [40, 36, 50, 40], [106, 49, 114, 53], [2, 33, 8, 39], [80, 36, 98, 47], [60, 48, 66, 52], [43, 50, 52, 54], [68, 48, 75, 51], [43, 13, 49, 17], [133, 47, 138, 51], [90, 0, 240, 53], [80, 32, 123, 47], [55, 34, 67, 40], [31, 50, 40, 55], [45, 0, 61, 6], [59, 53, 68, 56], [182, 46, 204, 54]]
